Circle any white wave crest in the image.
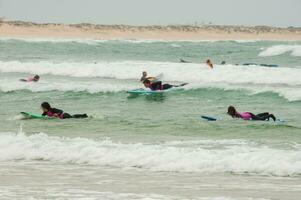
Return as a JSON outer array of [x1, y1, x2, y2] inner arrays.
[[0, 78, 138, 93], [1, 60, 301, 101], [259, 45, 301, 57], [0, 37, 261, 44], [0, 132, 300, 177]]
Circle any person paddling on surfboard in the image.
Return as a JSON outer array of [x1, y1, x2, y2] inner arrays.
[[227, 106, 276, 121], [143, 79, 187, 91], [140, 71, 157, 82], [20, 75, 40, 82], [41, 102, 88, 119]]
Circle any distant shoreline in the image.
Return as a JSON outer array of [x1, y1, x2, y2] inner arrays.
[[1, 20, 301, 41]]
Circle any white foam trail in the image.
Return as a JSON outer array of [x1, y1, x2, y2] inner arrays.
[[0, 186, 269, 200], [259, 45, 301, 57], [0, 133, 300, 177]]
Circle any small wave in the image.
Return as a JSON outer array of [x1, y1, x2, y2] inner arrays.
[[0, 79, 138, 93], [259, 45, 301, 57], [0, 37, 263, 45], [0, 132, 300, 177], [1, 60, 301, 101]]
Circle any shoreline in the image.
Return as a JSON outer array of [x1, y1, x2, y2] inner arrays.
[[1, 21, 301, 41]]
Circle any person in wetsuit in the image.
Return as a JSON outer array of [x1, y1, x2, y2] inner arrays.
[[227, 106, 276, 121], [143, 79, 173, 91], [20, 75, 40, 82], [41, 102, 88, 119], [143, 79, 187, 91]]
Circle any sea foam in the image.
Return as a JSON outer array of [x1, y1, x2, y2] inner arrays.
[[1, 60, 301, 101], [0, 132, 300, 177], [259, 45, 301, 57]]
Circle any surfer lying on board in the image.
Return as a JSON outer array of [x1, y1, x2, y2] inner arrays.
[[140, 71, 157, 82], [20, 75, 40, 82], [227, 106, 276, 121], [41, 102, 88, 119], [143, 79, 187, 91]]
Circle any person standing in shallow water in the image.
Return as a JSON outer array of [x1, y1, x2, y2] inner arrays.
[[140, 71, 157, 82], [227, 106, 276, 121]]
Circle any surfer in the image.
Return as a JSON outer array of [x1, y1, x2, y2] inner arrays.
[[140, 71, 157, 82], [20, 75, 40, 82], [206, 59, 213, 69], [227, 106, 276, 121], [41, 102, 88, 119], [143, 79, 187, 91]]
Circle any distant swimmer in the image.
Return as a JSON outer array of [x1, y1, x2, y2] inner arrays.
[[143, 79, 187, 91], [41, 102, 88, 119], [20, 75, 40, 82], [140, 71, 157, 82], [221, 61, 226, 65], [206, 59, 213, 69], [227, 106, 276, 121], [180, 59, 190, 63]]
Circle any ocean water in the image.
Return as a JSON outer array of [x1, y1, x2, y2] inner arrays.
[[0, 38, 301, 200]]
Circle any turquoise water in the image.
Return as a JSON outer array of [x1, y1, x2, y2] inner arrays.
[[0, 38, 301, 199]]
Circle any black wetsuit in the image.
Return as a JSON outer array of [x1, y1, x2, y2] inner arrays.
[[249, 112, 276, 121], [150, 81, 173, 91], [42, 108, 88, 119]]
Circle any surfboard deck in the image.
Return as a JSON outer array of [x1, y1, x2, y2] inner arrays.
[[20, 112, 48, 119], [127, 88, 172, 95]]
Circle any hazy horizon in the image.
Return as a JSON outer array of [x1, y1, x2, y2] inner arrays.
[[0, 0, 300, 27]]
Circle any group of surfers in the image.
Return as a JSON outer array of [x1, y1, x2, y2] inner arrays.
[[20, 58, 277, 121]]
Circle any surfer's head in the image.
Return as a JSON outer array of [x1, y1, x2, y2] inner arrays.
[[142, 71, 147, 77], [143, 79, 151, 88], [41, 102, 51, 112], [227, 106, 237, 117], [33, 75, 40, 82]]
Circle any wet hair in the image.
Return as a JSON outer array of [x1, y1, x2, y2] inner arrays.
[[227, 106, 237, 117], [34, 75, 40, 79], [143, 79, 151, 84], [41, 102, 51, 110], [206, 59, 211, 63]]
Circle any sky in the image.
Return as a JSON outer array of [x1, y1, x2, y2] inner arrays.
[[0, 0, 300, 27]]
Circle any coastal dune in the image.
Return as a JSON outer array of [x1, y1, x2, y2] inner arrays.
[[0, 20, 301, 40]]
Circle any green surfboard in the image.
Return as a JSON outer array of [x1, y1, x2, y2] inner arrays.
[[20, 112, 49, 119]]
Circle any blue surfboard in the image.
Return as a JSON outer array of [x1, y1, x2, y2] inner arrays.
[[127, 88, 173, 95], [200, 115, 219, 121]]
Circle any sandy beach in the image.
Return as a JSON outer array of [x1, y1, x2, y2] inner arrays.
[[0, 20, 301, 40]]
